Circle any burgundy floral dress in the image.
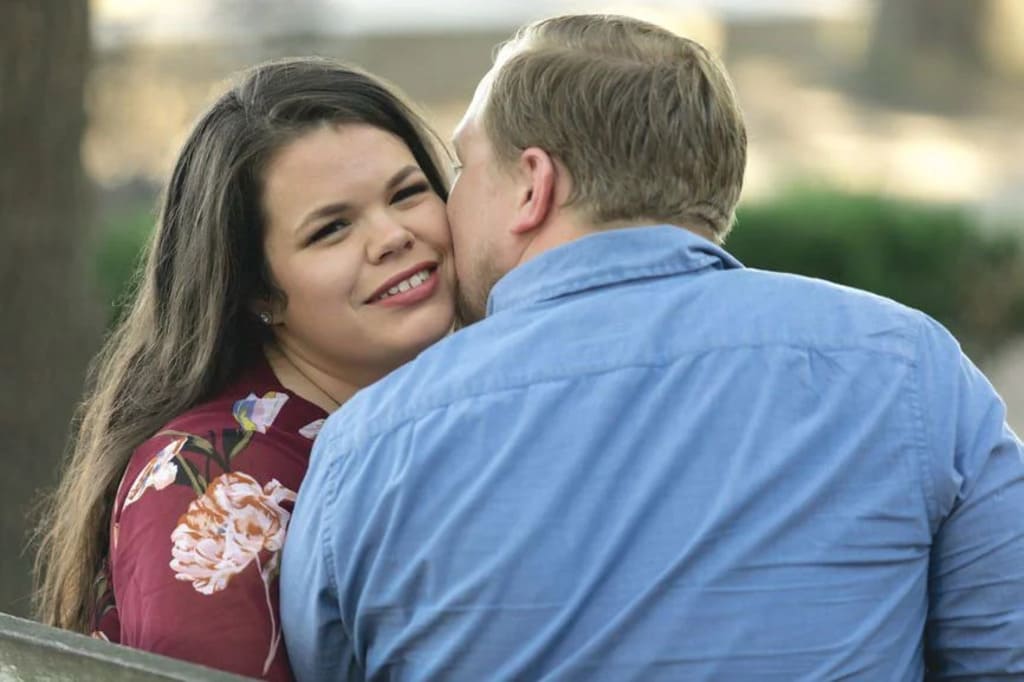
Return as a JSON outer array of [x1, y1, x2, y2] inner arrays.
[[92, 357, 327, 681]]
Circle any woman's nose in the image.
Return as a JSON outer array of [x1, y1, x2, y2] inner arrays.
[[366, 216, 415, 263]]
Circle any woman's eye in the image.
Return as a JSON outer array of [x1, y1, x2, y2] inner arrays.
[[391, 182, 429, 204], [308, 219, 350, 244]]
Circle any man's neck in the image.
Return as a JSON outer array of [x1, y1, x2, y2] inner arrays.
[[515, 216, 716, 270], [515, 219, 586, 268]]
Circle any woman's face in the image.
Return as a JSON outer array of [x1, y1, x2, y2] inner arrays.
[[260, 122, 455, 386]]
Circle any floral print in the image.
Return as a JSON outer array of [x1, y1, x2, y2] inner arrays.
[[299, 418, 325, 440], [170, 472, 296, 674], [98, 380, 315, 679], [123, 438, 185, 508], [170, 472, 295, 595], [233, 392, 289, 433]]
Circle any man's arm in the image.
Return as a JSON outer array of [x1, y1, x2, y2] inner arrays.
[[281, 438, 361, 682], [919, 317, 1024, 677]]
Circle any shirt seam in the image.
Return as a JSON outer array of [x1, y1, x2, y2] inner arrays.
[[319, 456, 349, 641], [321, 454, 369, 677], [908, 314, 940, 529], [321, 340, 917, 457], [493, 257, 722, 313]]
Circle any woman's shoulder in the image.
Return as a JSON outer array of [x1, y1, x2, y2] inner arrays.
[[116, 361, 327, 516], [163, 358, 328, 442], [105, 358, 318, 681]]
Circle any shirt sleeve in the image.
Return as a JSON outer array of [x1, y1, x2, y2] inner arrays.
[[917, 316, 1024, 677], [111, 428, 303, 681], [281, 435, 362, 682]]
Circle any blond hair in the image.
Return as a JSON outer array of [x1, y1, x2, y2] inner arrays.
[[482, 14, 746, 241]]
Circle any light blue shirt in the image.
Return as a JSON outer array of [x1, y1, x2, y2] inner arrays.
[[282, 226, 1024, 681]]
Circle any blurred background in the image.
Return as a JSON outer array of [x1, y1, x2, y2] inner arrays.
[[3, 0, 1023, 619]]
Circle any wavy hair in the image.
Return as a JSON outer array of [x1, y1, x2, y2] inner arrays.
[[33, 57, 449, 631]]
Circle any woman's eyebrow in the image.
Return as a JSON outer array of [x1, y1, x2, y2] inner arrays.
[[385, 165, 420, 191], [297, 165, 423, 231], [298, 200, 352, 231]]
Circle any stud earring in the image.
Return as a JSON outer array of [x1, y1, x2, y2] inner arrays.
[[259, 311, 273, 325]]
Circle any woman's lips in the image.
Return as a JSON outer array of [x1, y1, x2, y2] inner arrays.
[[369, 267, 439, 308]]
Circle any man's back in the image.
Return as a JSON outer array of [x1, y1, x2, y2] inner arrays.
[[282, 227, 1024, 681]]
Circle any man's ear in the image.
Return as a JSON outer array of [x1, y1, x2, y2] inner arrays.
[[510, 147, 557, 236]]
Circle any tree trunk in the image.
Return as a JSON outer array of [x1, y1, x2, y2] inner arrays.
[[0, 0, 99, 617]]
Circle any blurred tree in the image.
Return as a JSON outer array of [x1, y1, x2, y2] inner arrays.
[[0, 1, 100, 616], [864, 0, 1005, 110], [870, 0, 991, 69]]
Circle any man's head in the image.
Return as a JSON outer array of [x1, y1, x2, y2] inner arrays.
[[448, 13, 747, 322]]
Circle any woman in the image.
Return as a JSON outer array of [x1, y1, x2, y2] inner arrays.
[[33, 57, 456, 680]]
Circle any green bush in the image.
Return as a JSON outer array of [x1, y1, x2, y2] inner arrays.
[[94, 205, 154, 325], [94, 189, 1024, 358], [728, 188, 1024, 359]]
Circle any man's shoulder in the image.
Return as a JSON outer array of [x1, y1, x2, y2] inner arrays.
[[316, 267, 949, 456], [731, 266, 917, 315], [315, 326, 503, 455], [721, 267, 933, 348]]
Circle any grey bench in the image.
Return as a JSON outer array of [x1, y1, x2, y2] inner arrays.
[[0, 612, 253, 681]]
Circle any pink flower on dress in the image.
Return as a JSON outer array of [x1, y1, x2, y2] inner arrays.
[[169, 471, 297, 674], [123, 438, 184, 508], [299, 418, 325, 440], [169, 472, 296, 595], [232, 392, 288, 434]]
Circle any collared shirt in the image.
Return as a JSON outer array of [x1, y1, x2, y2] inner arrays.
[[281, 226, 1024, 681]]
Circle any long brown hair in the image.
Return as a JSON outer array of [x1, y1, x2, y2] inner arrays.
[[33, 57, 450, 631]]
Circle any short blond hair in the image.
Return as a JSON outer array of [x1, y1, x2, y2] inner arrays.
[[482, 14, 746, 241]]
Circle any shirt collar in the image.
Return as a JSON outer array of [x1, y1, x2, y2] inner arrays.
[[487, 225, 744, 316]]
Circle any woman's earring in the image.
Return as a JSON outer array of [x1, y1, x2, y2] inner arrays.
[[259, 311, 273, 325]]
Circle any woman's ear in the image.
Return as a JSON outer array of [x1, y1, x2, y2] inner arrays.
[[248, 298, 281, 326], [510, 147, 557, 236]]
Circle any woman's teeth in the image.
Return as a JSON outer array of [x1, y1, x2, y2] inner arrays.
[[376, 268, 431, 301]]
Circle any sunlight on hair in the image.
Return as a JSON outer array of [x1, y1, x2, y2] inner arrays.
[[587, 3, 725, 54]]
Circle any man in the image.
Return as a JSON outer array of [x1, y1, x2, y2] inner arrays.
[[281, 14, 1024, 680]]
